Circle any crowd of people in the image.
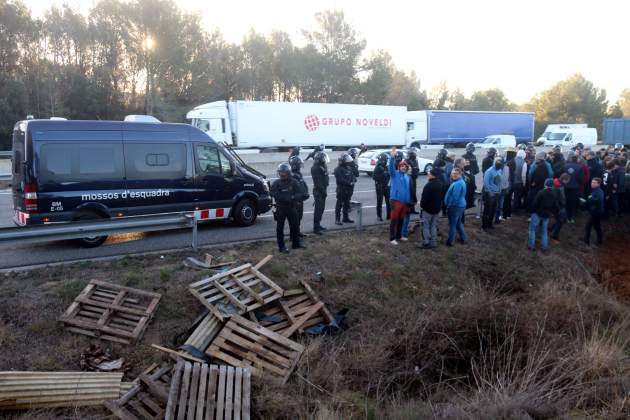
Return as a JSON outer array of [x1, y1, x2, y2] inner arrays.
[[269, 142, 629, 253]]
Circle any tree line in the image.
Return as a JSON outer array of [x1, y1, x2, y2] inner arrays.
[[1, 0, 629, 149]]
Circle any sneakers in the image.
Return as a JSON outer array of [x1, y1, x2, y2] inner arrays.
[[390, 240, 398, 245], [400, 237, 409, 241], [527, 246, 536, 252], [498, 216, 505, 221]]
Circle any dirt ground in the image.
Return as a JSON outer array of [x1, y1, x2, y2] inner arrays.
[[0, 212, 628, 419]]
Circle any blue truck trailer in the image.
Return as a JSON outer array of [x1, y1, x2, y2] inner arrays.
[[603, 118, 630, 145], [406, 110, 535, 146]]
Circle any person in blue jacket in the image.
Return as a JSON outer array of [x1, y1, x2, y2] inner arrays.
[[482, 158, 503, 230], [388, 147, 411, 245], [443, 167, 467, 246]]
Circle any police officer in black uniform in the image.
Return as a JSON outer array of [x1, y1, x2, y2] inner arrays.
[[334, 153, 356, 225], [311, 151, 329, 234], [270, 163, 304, 253], [434, 148, 448, 167], [407, 147, 420, 213], [305, 144, 325, 161], [288, 155, 309, 237], [347, 147, 360, 197], [372, 152, 390, 221], [289, 146, 300, 160], [462, 142, 480, 175]]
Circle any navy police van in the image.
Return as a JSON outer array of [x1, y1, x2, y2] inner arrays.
[[11, 118, 271, 246]]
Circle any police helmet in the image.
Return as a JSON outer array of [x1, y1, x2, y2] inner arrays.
[[407, 147, 418, 159], [339, 152, 353, 164], [465, 142, 475, 153], [575, 142, 584, 150], [437, 148, 448, 160], [277, 162, 291, 178], [288, 155, 303, 171], [517, 143, 527, 150], [615, 143, 624, 150], [348, 148, 360, 159], [552, 145, 562, 153], [487, 147, 497, 157], [377, 152, 389, 165]]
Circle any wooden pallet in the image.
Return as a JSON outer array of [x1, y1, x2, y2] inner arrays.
[[59, 280, 162, 344], [0, 371, 123, 410], [253, 280, 334, 338], [184, 312, 223, 352], [206, 315, 304, 383], [105, 363, 172, 420], [165, 361, 250, 420], [189, 256, 282, 322]]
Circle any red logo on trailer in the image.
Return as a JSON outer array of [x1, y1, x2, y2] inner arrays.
[[304, 114, 320, 131]]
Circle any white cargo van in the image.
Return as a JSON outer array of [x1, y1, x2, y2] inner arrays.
[[537, 124, 587, 144], [543, 128, 597, 148], [477, 134, 516, 149]]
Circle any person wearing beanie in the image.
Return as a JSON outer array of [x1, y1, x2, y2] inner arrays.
[[482, 157, 503, 230], [550, 174, 569, 242], [528, 178, 559, 252], [418, 168, 444, 248], [511, 150, 528, 211], [563, 151, 585, 223], [527, 151, 554, 211]]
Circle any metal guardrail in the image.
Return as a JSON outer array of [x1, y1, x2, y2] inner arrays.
[[0, 212, 200, 248], [0, 151, 11, 158]]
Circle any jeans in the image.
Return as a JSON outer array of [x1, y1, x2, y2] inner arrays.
[[422, 212, 439, 246], [495, 190, 506, 221], [447, 207, 466, 244], [402, 212, 411, 237], [482, 192, 499, 229], [528, 213, 549, 250]]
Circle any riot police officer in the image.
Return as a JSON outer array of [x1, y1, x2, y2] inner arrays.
[[270, 163, 304, 253], [372, 152, 391, 221], [334, 153, 356, 225], [462, 142, 480, 175], [434, 148, 448, 167], [289, 146, 300, 159], [406, 147, 420, 213], [311, 151, 329, 234], [289, 155, 309, 237], [305, 144, 325, 161]]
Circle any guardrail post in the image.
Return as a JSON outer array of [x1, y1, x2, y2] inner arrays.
[[350, 201, 362, 231], [185, 214, 198, 249]]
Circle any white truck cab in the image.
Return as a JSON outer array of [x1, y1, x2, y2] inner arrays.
[[186, 101, 233, 145], [478, 134, 516, 149], [405, 111, 428, 147]]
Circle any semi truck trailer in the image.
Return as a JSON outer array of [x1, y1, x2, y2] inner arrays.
[[187, 101, 535, 148], [603, 118, 630, 145]]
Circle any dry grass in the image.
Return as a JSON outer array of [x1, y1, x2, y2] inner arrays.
[[0, 214, 628, 419]]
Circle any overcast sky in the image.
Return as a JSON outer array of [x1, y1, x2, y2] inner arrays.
[[24, 0, 629, 104]]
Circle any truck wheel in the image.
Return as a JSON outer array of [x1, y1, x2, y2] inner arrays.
[[233, 199, 257, 227], [74, 212, 108, 248], [423, 163, 433, 174]]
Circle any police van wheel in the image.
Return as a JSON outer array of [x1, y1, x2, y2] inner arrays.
[[233, 199, 257, 227], [74, 213, 108, 247]]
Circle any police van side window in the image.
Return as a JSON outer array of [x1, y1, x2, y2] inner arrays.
[[195, 145, 221, 175], [219, 152, 233, 177], [40, 143, 123, 184], [125, 143, 186, 180]]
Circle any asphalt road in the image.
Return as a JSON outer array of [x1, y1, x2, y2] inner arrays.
[[0, 147, 486, 269]]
